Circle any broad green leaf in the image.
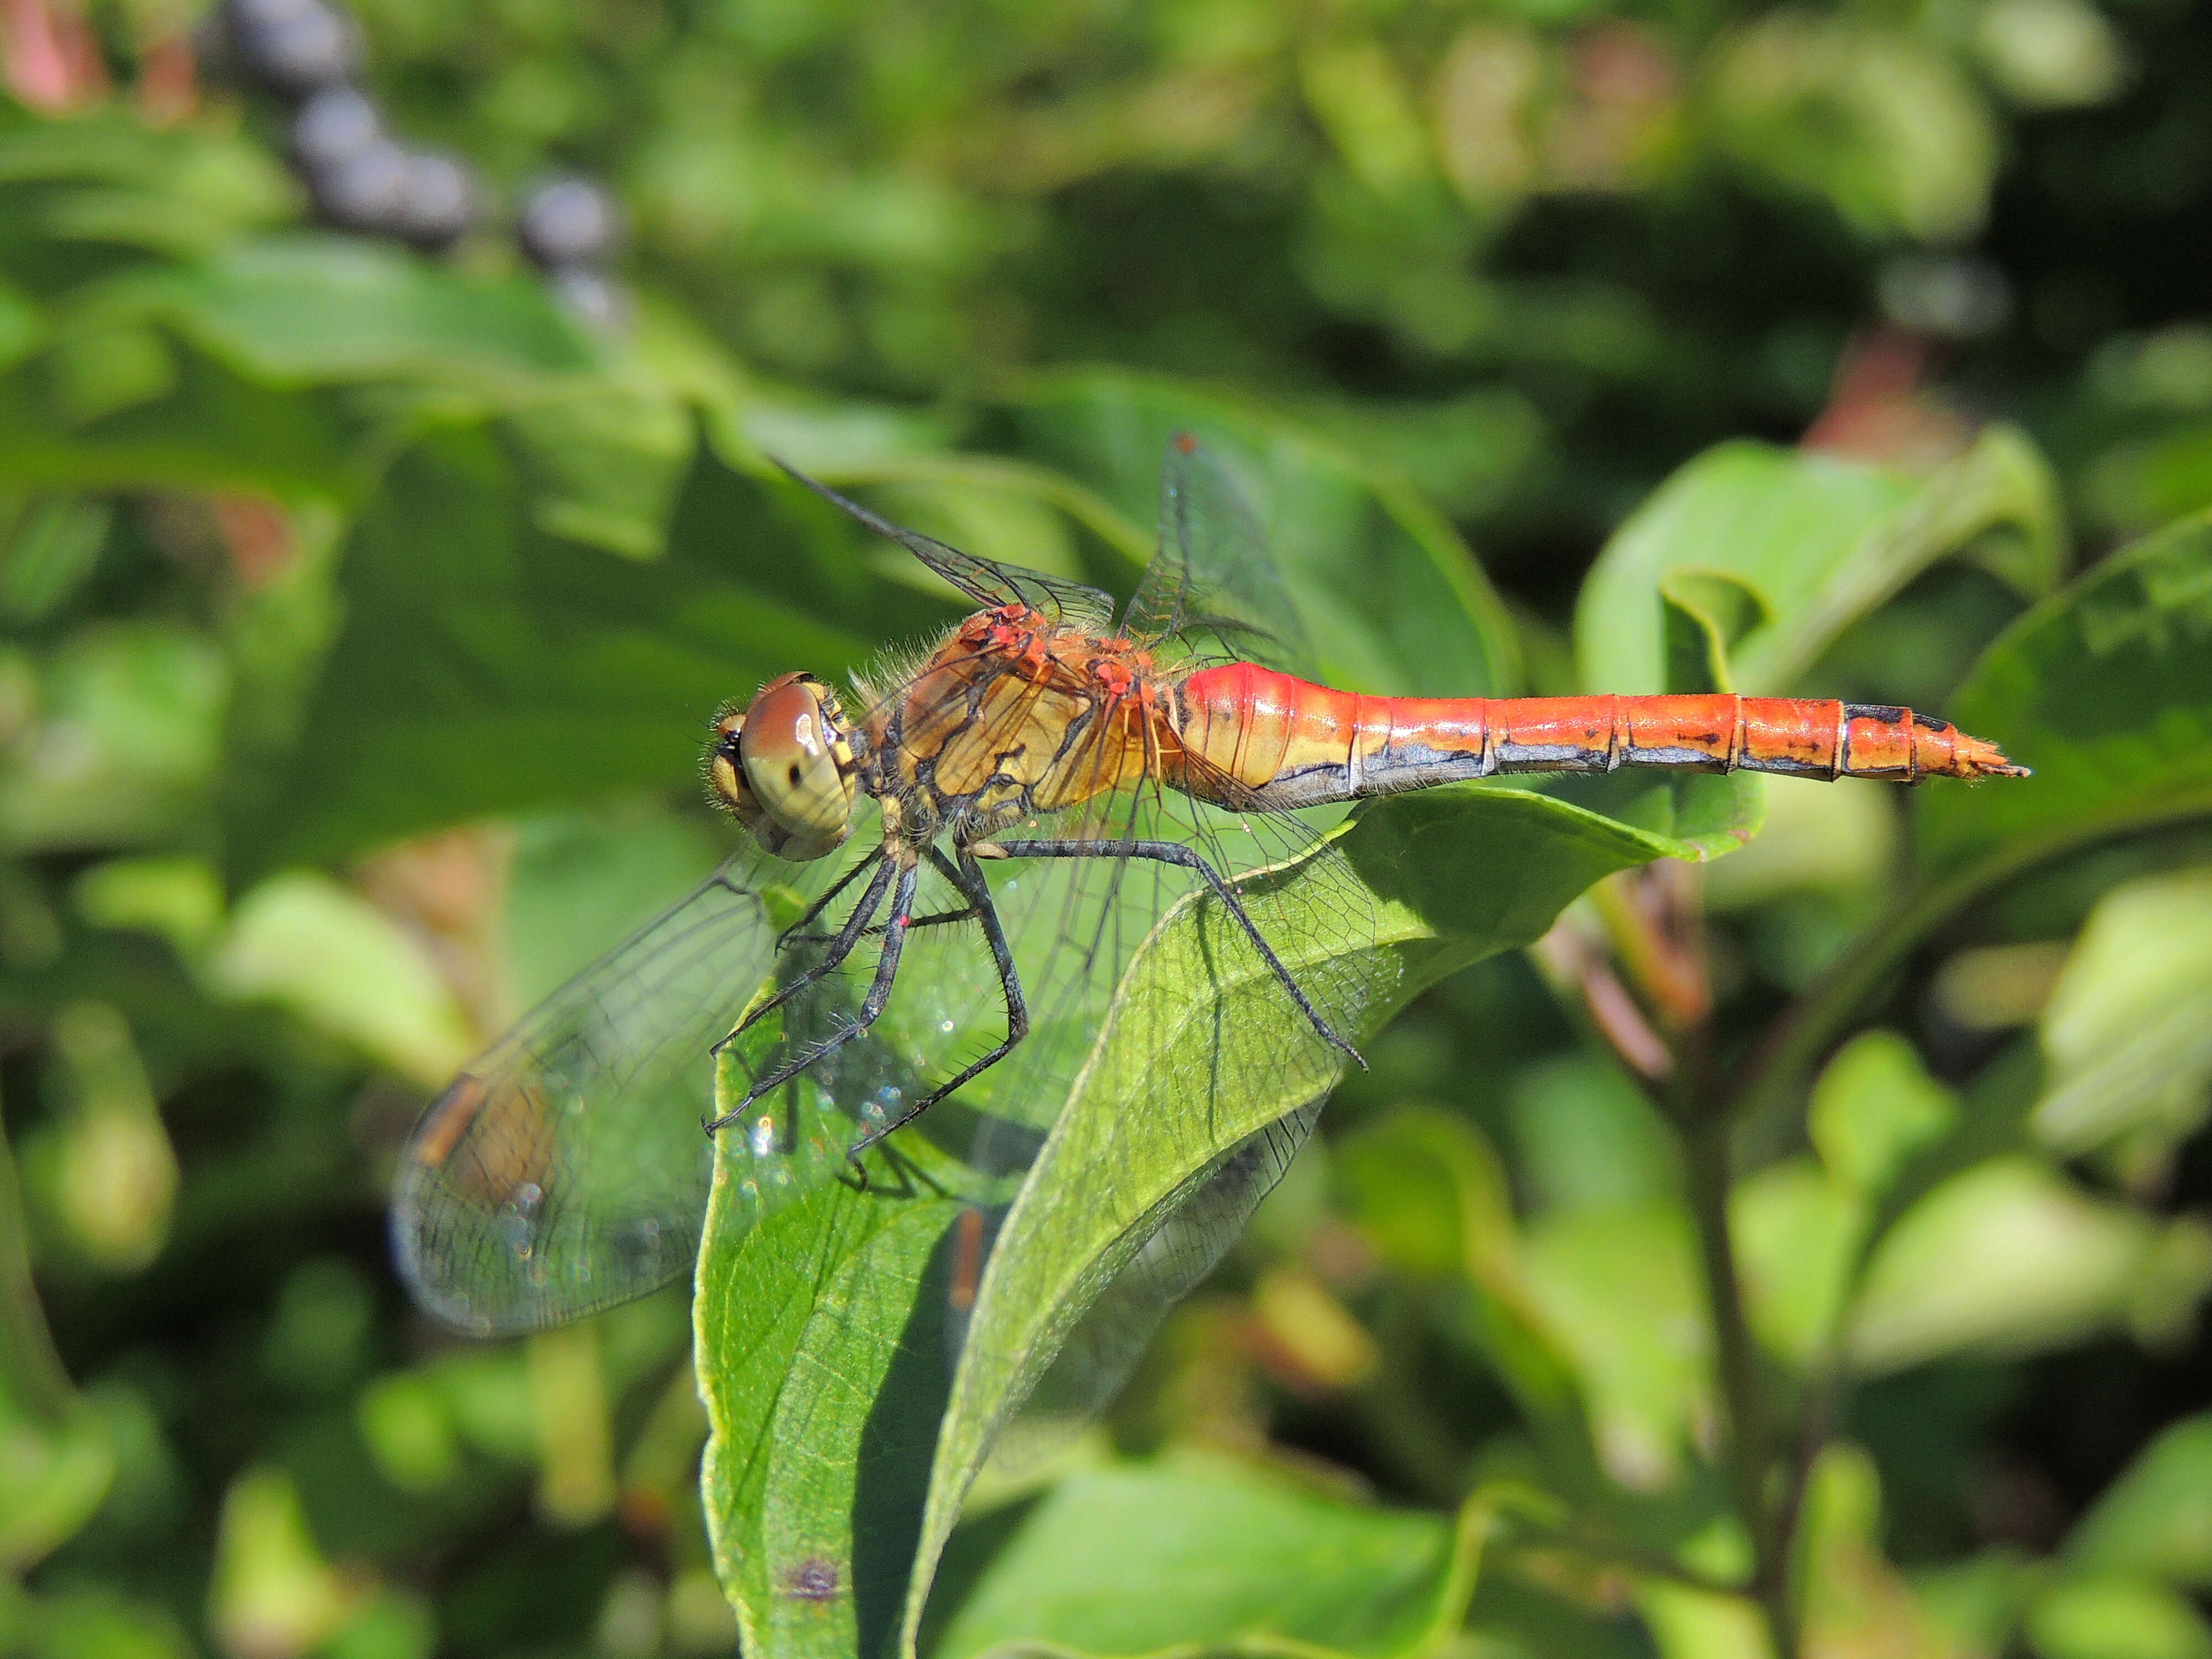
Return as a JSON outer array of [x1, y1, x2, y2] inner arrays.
[[2027, 1576, 2212, 1659], [1912, 1551, 2037, 1657], [693, 783, 1747, 1659], [1637, 1579, 1771, 1659], [1574, 430, 2064, 697], [0, 345, 369, 503], [2066, 1413, 2212, 1589], [1661, 570, 1762, 696], [1847, 1157, 2212, 1374], [2034, 870, 2212, 1157], [97, 237, 592, 394], [897, 786, 1740, 1650], [202, 872, 474, 1088], [1516, 1201, 1705, 1493], [1336, 1107, 1584, 1443], [0, 623, 227, 853], [0, 280, 45, 376], [1702, 774, 1897, 910], [1795, 1443, 1958, 1659], [1917, 513, 2212, 881], [1706, 17, 2000, 243], [1733, 1160, 1855, 1373], [1004, 367, 1524, 698], [1507, 1053, 1682, 1216], [1736, 1035, 1958, 1371], [0, 1401, 116, 1575], [930, 1457, 1485, 1659], [1809, 1031, 1958, 1198], [0, 111, 293, 267], [208, 1468, 363, 1659], [505, 382, 694, 561], [228, 426, 873, 874]]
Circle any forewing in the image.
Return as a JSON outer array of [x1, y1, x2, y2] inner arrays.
[[393, 852, 801, 1335], [773, 458, 1117, 631], [1124, 435, 1315, 674]]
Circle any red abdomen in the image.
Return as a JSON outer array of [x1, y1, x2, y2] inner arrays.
[[1168, 665, 2025, 809]]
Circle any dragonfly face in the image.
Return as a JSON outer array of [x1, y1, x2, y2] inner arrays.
[[705, 671, 860, 860]]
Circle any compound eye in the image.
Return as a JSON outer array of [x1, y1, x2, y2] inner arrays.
[[736, 675, 854, 860], [703, 707, 761, 828]]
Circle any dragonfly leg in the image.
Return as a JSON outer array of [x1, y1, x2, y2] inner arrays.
[[989, 836, 1365, 1070], [709, 851, 895, 1062], [775, 844, 884, 952], [849, 846, 1029, 1160], [782, 906, 975, 947], [705, 857, 921, 1135]]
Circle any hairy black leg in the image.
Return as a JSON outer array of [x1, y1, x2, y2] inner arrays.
[[851, 846, 1030, 1158], [705, 857, 920, 1135], [709, 851, 894, 1061], [780, 905, 975, 947], [775, 844, 883, 951], [988, 837, 1364, 1068]]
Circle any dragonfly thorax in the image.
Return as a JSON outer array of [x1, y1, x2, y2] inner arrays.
[[704, 672, 860, 861]]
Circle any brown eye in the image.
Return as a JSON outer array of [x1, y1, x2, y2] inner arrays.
[[723, 674, 855, 861]]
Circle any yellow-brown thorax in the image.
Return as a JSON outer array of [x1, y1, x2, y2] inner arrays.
[[866, 605, 1176, 838]]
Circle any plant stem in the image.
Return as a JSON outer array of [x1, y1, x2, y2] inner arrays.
[[0, 1087, 75, 1422], [1679, 1108, 1795, 1659]]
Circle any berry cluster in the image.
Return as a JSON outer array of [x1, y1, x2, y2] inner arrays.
[[211, 0, 622, 320]]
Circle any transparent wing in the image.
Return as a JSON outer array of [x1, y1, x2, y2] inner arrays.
[[1123, 434, 1315, 675], [774, 458, 1119, 632], [392, 851, 810, 1334]]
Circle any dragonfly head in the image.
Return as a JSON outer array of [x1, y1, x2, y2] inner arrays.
[[705, 673, 858, 860]]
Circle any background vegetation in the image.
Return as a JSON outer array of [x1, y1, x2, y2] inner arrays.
[[3, 0, 2211, 1656]]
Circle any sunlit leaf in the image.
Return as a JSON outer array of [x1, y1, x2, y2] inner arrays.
[[1917, 513, 2212, 881], [1848, 1157, 2212, 1373], [1574, 430, 2065, 697], [691, 782, 1743, 1657], [229, 427, 874, 874], [2033, 870, 2212, 1158], [99, 237, 592, 393], [930, 1457, 1485, 1659], [2027, 1575, 2212, 1659], [2066, 1412, 2212, 1589]]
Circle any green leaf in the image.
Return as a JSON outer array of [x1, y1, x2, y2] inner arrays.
[[693, 784, 1740, 1659], [1516, 1201, 1705, 1493], [1808, 1031, 1958, 1199], [1795, 1443, 1960, 1658], [505, 382, 694, 561], [228, 425, 873, 874], [0, 623, 227, 853], [0, 345, 368, 502], [1335, 1107, 1584, 1442], [2034, 870, 2212, 1157], [0, 1401, 116, 1575], [2027, 1576, 2212, 1659], [1707, 17, 2001, 243], [895, 786, 1728, 1650], [98, 237, 593, 394], [0, 279, 45, 376], [202, 872, 474, 1089], [1004, 367, 1524, 698], [1661, 570, 1765, 696], [1846, 1157, 2212, 1374], [2066, 1413, 2212, 1589], [1916, 513, 2212, 882], [930, 1457, 1485, 1659], [1574, 430, 2065, 696]]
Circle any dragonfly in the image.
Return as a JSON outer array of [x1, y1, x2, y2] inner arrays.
[[393, 435, 2026, 1340]]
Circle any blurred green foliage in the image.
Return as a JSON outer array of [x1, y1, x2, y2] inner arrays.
[[4, 0, 2212, 1656]]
